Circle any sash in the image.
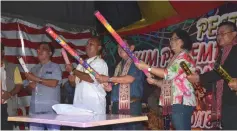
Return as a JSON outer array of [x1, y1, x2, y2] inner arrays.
[[114, 58, 132, 114], [159, 80, 172, 115], [159, 50, 187, 115]]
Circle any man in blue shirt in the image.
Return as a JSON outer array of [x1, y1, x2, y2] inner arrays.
[[96, 37, 145, 130], [24, 43, 62, 130]]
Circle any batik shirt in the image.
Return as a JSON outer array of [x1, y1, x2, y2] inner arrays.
[[160, 51, 197, 106]]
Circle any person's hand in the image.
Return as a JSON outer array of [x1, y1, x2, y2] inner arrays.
[[135, 61, 149, 70], [186, 73, 200, 83], [1, 90, 12, 103], [28, 81, 36, 89], [147, 77, 156, 85], [228, 78, 237, 91], [146, 72, 154, 78], [65, 64, 73, 73], [95, 74, 109, 83], [195, 87, 206, 100], [25, 72, 39, 82], [102, 83, 112, 92]]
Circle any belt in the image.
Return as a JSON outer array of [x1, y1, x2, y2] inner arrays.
[[113, 97, 141, 104], [130, 97, 141, 103]]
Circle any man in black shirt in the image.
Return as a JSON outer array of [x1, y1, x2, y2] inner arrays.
[[187, 21, 237, 130]]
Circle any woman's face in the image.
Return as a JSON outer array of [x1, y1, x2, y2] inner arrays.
[[169, 33, 183, 53]]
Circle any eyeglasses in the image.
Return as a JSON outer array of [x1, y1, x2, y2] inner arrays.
[[216, 31, 235, 38], [169, 37, 180, 42], [37, 47, 50, 52]]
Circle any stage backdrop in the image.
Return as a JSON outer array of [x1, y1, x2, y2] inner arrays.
[[102, 3, 237, 130], [1, 16, 95, 130]]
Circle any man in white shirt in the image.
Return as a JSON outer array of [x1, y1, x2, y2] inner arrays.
[[1, 44, 23, 130], [65, 37, 109, 114]]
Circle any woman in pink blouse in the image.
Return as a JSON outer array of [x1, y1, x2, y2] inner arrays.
[[135, 29, 196, 130]]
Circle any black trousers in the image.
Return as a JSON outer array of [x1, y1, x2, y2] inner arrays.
[[221, 105, 237, 130], [1, 104, 13, 130]]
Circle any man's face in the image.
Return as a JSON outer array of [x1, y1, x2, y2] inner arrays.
[[117, 40, 134, 60], [86, 38, 101, 57], [217, 25, 236, 47], [117, 45, 128, 59], [37, 44, 51, 62]]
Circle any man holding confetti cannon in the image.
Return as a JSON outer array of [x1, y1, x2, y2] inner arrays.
[[65, 37, 109, 115], [187, 21, 237, 130], [94, 11, 146, 130], [23, 43, 62, 130]]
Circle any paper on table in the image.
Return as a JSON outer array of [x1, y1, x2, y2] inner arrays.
[[52, 104, 95, 116]]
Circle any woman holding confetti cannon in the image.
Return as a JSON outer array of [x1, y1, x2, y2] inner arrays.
[[135, 29, 197, 130], [96, 37, 145, 130]]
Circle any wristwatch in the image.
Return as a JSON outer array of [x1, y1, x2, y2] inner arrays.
[[108, 77, 112, 83], [148, 66, 152, 72], [38, 78, 43, 84], [72, 68, 76, 72]]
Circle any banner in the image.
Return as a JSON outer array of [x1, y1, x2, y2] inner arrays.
[[1, 16, 94, 130], [102, 3, 237, 130]]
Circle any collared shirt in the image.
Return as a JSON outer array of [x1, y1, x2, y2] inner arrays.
[[1, 64, 7, 104], [73, 56, 108, 114], [14, 67, 23, 84], [27, 61, 62, 114], [1, 63, 22, 104], [161, 51, 197, 106], [111, 61, 145, 102]]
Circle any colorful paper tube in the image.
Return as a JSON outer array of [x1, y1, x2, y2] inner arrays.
[[18, 57, 29, 73], [61, 48, 73, 75], [214, 63, 237, 95], [61, 48, 70, 64], [94, 11, 148, 75], [46, 27, 97, 77], [18, 56, 33, 83], [180, 61, 205, 94]]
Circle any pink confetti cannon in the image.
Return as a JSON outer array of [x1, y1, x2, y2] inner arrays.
[[46, 27, 97, 77], [61, 48, 73, 75], [61, 48, 70, 64], [94, 11, 148, 75]]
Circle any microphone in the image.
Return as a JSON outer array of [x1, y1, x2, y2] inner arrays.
[[180, 61, 205, 93]]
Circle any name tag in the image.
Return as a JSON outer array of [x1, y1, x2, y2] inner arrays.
[[46, 71, 52, 74]]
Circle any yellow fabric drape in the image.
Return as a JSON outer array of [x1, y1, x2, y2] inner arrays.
[[117, 1, 177, 32], [14, 67, 23, 84]]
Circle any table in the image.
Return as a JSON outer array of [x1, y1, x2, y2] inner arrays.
[[8, 114, 148, 128]]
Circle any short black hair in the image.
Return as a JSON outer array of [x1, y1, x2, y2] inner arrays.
[[90, 36, 102, 46], [38, 42, 54, 55], [218, 21, 237, 32], [1, 43, 5, 51], [122, 36, 135, 47], [172, 28, 193, 51]]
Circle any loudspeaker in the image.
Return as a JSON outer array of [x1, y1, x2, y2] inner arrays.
[[95, 1, 142, 33]]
